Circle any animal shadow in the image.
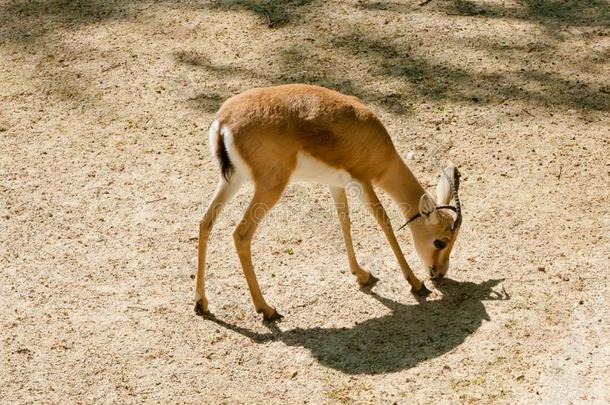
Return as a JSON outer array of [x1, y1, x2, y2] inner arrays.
[[210, 278, 508, 374]]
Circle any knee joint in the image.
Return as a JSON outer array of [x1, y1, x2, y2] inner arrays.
[[199, 221, 212, 237], [232, 227, 250, 245]]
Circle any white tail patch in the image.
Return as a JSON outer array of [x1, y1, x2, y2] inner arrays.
[[290, 152, 353, 187], [220, 123, 252, 183], [208, 120, 220, 156]]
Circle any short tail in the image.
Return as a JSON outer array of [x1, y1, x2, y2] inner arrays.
[[209, 121, 234, 182]]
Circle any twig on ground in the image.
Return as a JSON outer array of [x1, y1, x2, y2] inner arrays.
[[101, 62, 123, 73], [146, 197, 166, 204], [522, 109, 534, 117], [127, 306, 148, 311]]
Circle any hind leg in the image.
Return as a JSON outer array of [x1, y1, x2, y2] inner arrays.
[[233, 181, 287, 321], [195, 178, 242, 316]]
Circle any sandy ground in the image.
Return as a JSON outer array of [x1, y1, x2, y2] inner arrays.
[[1, 0, 609, 403]]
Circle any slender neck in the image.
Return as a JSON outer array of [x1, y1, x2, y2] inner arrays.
[[376, 155, 426, 220]]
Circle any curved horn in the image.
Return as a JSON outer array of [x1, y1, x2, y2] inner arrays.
[[443, 166, 462, 231], [451, 167, 462, 230]]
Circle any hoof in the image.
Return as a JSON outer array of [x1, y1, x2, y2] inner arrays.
[[262, 308, 284, 322], [194, 301, 210, 317], [359, 273, 379, 288], [411, 283, 432, 296]]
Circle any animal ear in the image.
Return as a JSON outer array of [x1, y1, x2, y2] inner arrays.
[[419, 193, 440, 224], [436, 162, 456, 205]]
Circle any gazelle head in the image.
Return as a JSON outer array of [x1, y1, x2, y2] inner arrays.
[[406, 164, 462, 279]]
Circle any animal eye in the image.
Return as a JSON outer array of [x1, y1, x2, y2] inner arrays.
[[433, 240, 447, 249]]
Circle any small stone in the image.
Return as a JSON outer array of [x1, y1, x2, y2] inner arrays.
[[406, 151, 415, 160], [537, 266, 545, 272]]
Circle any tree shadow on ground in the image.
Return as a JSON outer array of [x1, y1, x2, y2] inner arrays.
[[332, 32, 609, 111], [200, 0, 316, 28], [173, 47, 417, 115], [359, 0, 610, 28], [0, 0, 314, 44], [0, 0, 135, 42], [209, 278, 508, 374], [448, 0, 610, 28], [174, 23, 608, 114], [7, 0, 607, 113], [187, 92, 228, 114]]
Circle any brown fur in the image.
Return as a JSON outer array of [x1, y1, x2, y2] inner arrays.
[[195, 84, 460, 321], [216, 84, 400, 186]]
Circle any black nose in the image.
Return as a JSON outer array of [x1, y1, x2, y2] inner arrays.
[[430, 266, 445, 279]]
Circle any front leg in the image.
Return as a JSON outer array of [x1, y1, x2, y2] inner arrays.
[[358, 182, 430, 296], [329, 186, 376, 286]]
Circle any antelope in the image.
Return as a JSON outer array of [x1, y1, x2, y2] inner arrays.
[[195, 84, 463, 321]]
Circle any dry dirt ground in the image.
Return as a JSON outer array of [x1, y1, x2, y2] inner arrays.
[[1, 0, 609, 403]]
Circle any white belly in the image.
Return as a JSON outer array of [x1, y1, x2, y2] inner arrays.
[[290, 152, 353, 187]]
